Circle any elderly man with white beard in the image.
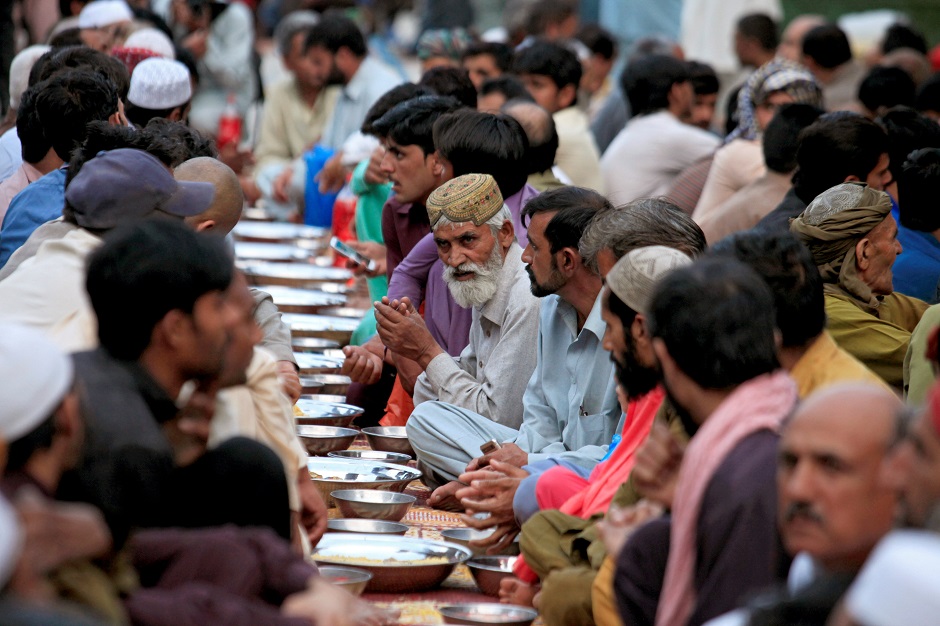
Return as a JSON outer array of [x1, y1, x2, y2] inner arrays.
[[375, 173, 541, 455]]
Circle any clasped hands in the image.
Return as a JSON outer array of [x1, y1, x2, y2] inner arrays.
[[374, 297, 444, 368], [456, 459, 529, 554]]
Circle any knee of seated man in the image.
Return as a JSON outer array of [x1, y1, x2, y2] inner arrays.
[[539, 566, 596, 626]]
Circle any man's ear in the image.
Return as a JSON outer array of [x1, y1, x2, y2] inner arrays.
[[557, 83, 577, 109], [556, 247, 580, 276], [844, 174, 862, 183], [156, 309, 189, 349], [195, 219, 216, 232], [428, 151, 446, 177], [632, 313, 649, 342], [856, 236, 873, 270], [498, 219, 515, 248]]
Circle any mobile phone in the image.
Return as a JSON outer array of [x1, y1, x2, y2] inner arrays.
[[330, 236, 377, 272], [480, 439, 502, 455]]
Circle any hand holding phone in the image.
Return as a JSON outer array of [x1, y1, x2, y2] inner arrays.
[[330, 236, 377, 272], [480, 439, 503, 455]]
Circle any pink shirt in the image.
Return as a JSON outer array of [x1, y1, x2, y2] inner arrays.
[[0, 162, 43, 226]]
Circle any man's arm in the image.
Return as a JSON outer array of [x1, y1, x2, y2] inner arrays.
[[387, 232, 437, 305]]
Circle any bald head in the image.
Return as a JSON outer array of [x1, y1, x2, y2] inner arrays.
[[778, 383, 900, 572], [177, 157, 243, 235], [502, 100, 558, 175]]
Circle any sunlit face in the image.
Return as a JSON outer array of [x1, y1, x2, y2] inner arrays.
[[777, 397, 897, 571], [380, 139, 440, 206], [462, 54, 502, 90], [600, 286, 626, 360], [520, 73, 565, 113], [521, 211, 565, 297], [857, 214, 902, 296], [435, 221, 505, 308]]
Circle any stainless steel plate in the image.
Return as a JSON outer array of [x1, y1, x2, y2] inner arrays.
[[233, 221, 328, 242], [234, 242, 314, 262], [239, 261, 353, 287]]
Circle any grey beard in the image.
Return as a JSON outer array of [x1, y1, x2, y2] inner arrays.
[[443, 244, 504, 308]]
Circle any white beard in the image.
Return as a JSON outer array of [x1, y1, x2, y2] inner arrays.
[[443, 243, 504, 308]]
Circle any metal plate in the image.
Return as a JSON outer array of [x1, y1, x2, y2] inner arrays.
[[294, 353, 344, 375], [292, 337, 341, 352], [233, 221, 328, 242], [239, 262, 353, 287], [234, 242, 315, 263], [307, 458, 420, 484], [252, 285, 346, 314], [439, 604, 537, 626], [295, 398, 363, 419]]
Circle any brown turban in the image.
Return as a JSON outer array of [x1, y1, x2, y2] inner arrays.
[[790, 182, 892, 310]]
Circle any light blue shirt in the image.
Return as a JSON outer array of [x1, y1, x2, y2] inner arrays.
[[0, 128, 22, 183], [321, 56, 402, 151], [0, 167, 67, 268], [515, 291, 622, 468]]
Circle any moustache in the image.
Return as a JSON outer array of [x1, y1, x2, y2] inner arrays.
[[784, 501, 825, 524]]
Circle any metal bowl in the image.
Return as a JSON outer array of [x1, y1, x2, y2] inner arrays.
[[362, 426, 415, 457], [328, 450, 412, 464], [252, 285, 346, 315], [240, 262, 352, 289], [439, 528, 518, 557], [294, 398, 363, 428], [234, 242, 314, 263], [294, 353, 344, 375], [316, 565, 372, 596], [298, 374, 352, 396], [326, 518, 409, 535], [308, 458, 421, 507], [296, 425, 358, 456], [292, 337, 341, 353], [439, 604, 538, 626], [233, 221, 328, 243], [312, 534, 471, 593], [466, 556, 518, 597], [320, 306, 370, 319], [330, 489, 416, 521], [299, 377, 325, 395], [314, 394, 347, 403], [282, 314, 360, 345]]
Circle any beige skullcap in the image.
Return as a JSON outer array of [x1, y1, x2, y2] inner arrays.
[[427, 173, 503, 227], [607, 246, 692, 314]]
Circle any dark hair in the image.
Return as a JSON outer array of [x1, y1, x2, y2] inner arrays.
[[579, 198, 707, 272], [802, 24, 852, 70], [86, 219, 234, 360], [525, 0, 577, 36], [362, 83, 433, 136], [877, 106, 940, 182], [371, 94, 463, 156], [522, 186, 611, 253], [687, 61, 719, 96], [512, 39, 582, 93], [648, 258, 780, 389], [5, 414, 56, 473], [303, 14, 367, 58], [461, 41, 513, 72], [419, 66, 477, 108], [859, 66, 916, 114], [432, 109, 529, 197], [709, 231, 825, 347], [898, 148, 940, 231], [725, 84, 743, 136], [762, 103, 824, 173], [145, 118, 217, 160], [502, 99, 558, 174], [621, 54, 690, 116], [124, 101, 190, 129], [883, 23, 928, 55], [746, 573, 856, 626], [792, 114, 889, 204], [915, 72, 940, 114], [174, 46, 200, 87], [32, 46, 130, 100], [36, 69, 119, 162], [576, 24, 618, 60], [48, 27, 83, 48], [479, 75, 533, 102], [16, 81, 52, 164], [737, 13, 779, 51]]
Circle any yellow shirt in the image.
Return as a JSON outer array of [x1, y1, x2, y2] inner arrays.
[[789, 331, 889, 398], [254, 79, 339, 170], [825, 291, 929, 388]]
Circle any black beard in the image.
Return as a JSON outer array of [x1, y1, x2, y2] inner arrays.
[[525, 265, 563, 298], [614, 347, 660, 400]]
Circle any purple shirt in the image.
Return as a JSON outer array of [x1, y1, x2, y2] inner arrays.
[[387, 185, 539, 355]]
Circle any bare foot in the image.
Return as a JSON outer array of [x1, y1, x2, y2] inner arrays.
[[428, 481, 465, 512], [498, 576, 539, 607]]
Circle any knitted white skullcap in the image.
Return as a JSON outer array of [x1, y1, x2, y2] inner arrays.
[[606, 246, 692, 315], [0, 323, 73, 442], [78, 0, 133, 28], [128, 58, 192, 109], [9, 45, 50, 110], [124, 27, 175, 59]]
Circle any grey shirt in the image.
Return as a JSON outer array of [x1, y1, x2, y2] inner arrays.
[[413, 244, 540, 428]]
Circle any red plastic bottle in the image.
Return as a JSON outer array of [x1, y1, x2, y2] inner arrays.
[[217, 93, 241, 150]]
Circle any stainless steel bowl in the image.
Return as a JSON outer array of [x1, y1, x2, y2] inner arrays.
[[440, 528, 521, 557], [320, 306, 370, 319], [239, 262, 352, 288], [255, 285, 346, 314], [299, 378, 325, 395], [328, 450, 412, 464], [296, 426, 358, 456], [330, 489, 416, 521], [314, 394, 347, 403], [466, 556, 517, 597], [294, 353, 345, 375], [315, 565, 372, 596], [439, 604, 537, 625], [299, 374, 352, 396], [362, 426, 415, 457], [308, 458, 421, 507], [292, 337, 341, 353], [294, 398, 363, 427], [326, 518, 408, 535], [282, 314, 359, 345], [312, 534, 471, 593]]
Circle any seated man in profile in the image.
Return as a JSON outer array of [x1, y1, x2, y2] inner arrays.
[[375, 173, 540, 431]]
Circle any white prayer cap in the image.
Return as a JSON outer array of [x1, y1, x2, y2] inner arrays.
[[606, 246, 692, 315], [124, 27, 175, 59], [846, 530, 940, 626], [78, 0, 133, 29], [128, 58, 192, 110], [0, 323, 73, 443], [9, 45, 50, 110]]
